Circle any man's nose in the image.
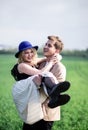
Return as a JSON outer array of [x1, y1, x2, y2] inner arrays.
[[44, 45, 48, 48]]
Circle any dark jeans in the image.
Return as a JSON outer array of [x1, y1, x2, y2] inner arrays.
[[22, 119, 54, 130]]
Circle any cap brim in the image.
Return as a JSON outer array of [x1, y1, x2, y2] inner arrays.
[[15, 52, 21, 58], [33, 46, 38, 50], [15, 46, 38, 58]]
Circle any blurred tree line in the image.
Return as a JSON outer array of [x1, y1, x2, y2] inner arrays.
[[0, 48, 88, 58]]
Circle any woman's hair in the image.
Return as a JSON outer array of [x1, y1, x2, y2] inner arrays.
[[48, 36, 64, 52], [17, 48, 38, 66]]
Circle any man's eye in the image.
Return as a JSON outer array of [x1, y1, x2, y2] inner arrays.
[[48, 44, 52, 47]]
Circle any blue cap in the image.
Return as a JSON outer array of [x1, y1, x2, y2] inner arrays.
[[15, 41, 38, 58]]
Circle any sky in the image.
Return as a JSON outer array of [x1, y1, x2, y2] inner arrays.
[[0, 0, 88, 50]]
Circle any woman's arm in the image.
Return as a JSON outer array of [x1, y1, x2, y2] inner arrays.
[[36, 57, 47, 64], [18, 61, 53, 76], [18, 55, 58, 75]]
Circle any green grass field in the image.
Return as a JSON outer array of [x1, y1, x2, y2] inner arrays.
[[0, 54, 88, 130]]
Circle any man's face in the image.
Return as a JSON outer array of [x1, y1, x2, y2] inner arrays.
[[43, 40, 57, 57]]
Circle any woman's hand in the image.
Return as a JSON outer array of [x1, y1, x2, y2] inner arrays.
[[49, 55, 58, 65], [49, 54, 62, 65]]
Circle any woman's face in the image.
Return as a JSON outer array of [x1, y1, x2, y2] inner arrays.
[[21, 48, 35, 63]]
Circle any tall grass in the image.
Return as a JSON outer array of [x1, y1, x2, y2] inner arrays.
[[0, 54, 22, 130], [53, 57, 88, 130], [0, 54, 88, 130]]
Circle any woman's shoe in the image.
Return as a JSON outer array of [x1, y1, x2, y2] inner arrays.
[[49, 81, 70, 98], [48, 94, 70, 108]]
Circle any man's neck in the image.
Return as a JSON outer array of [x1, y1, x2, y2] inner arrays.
[[46, 57, 51, 62], [46, 54, 55, 62]]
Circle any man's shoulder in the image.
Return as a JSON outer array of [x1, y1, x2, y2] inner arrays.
[[54, 61, 66, 69]]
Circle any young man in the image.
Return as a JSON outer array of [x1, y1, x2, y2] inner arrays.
[[22, 36, 70, 130]]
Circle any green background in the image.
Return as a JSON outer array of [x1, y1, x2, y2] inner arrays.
[[0, 54, 88, 130]]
